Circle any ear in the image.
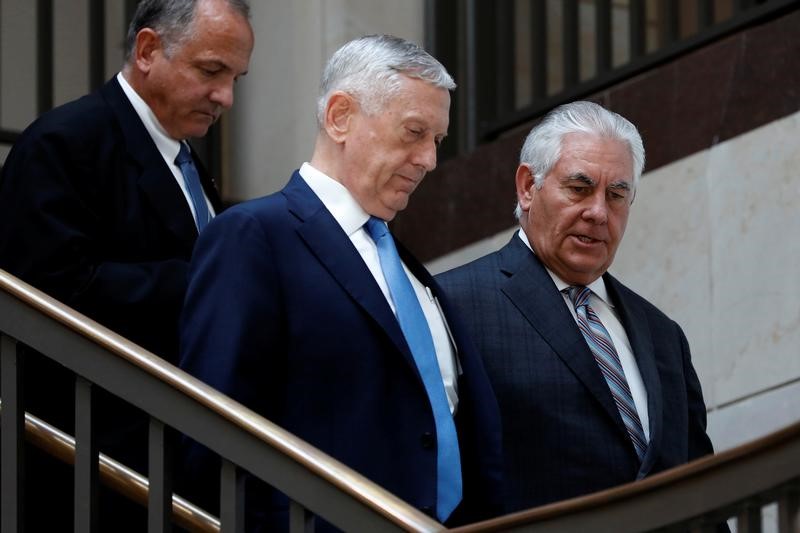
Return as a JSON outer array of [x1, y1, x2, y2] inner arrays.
[[515, 164, 536, 213], [133, 28, 162, 74], [323, 91, 356, 144]]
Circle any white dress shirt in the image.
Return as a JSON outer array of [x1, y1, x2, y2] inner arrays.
[[299, 162, 460, 414], [116, 72, 215, 226], [517, 229, 650, 440]]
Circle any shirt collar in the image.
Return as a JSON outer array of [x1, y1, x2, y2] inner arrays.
[[116, 72, 182, 163], [516, 228, 614, 308], [298, 162, 370, 235]]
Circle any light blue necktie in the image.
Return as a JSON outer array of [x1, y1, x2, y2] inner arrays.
[[364, 216, 462, 522], [175, 142, 211, 232], [567, 286, 648, 461]]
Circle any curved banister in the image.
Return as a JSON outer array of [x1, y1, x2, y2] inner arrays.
[[3, 266, 800, 532], [450, 408, 800, 531], [0, 269, 443, 532]]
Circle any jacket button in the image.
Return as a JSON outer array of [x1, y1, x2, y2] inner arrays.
[[421, 432, 435, 449]]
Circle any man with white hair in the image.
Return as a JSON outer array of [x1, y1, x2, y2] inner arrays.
[[437, 101, 717, 513], [179, 34, 503, 529]]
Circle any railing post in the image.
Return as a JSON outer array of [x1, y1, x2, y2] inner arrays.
[[529, 0, 547, 103], [737, 503, 762, 533], [596, 0, 612, 75], [289, 501, 315, 533], [629, 0, 647, 60], [562, 0, 579, 86], [148, 418, 173, 533], [220, 459, 245, 533], [1, 335, 24, 533], [75, 376, 98, 532], [456, 0, 477, 153], [778, 486, 799, 533]]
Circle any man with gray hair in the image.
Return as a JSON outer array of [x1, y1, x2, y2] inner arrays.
[[437, 101, 716, 512], [0, 0, 253, 529], [179, 34, 503, 529]]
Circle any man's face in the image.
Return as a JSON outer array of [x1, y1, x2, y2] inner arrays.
[[339, 76, 450, 221], [517, 132, 634, 286], [142, 0, 254, 139]]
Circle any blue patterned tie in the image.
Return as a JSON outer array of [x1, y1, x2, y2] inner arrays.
[[364, 216, 462, 521], [567, 286, 648, 461], [175, 142, 211, 232]]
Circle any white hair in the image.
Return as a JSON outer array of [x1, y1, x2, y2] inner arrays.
[[316, 34, 455, 126], [514, 101, 645, 219]]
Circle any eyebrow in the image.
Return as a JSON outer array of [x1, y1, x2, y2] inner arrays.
[[609, 180, 631, 191], [562, 173, 631, 191], [562, 173, 595, 186], [197, 58, 249, 77]]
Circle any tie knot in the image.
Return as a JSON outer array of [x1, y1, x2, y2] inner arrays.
[[566, 286, 592, 309], [364, 216, 388, 242], [175, 142, 192, 166]]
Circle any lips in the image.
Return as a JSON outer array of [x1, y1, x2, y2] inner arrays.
[[574, 234, 604, 244]]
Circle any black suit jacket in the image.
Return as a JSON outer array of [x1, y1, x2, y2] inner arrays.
[[0, 76, 222, 361], [0, 76, 222, 470], [436, 235, 715, 513], [179, 173, 503, 529]]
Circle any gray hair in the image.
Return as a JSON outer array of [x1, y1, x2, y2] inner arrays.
[[124, 0, 250, 61], [514, 100, 645, 219], [316, 34, 455, 127]]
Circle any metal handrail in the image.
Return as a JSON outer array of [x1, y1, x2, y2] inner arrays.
[[0, 269, 443, 532], [3, 267, 800, 531], [451, 418, 800, 531], [0, 402, 219, 532]]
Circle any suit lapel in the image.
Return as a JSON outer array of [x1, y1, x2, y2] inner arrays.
[[498, 237, 631, 440], [605, 274, 664, 477], [282, 174, 421, 377], [100, 78, 201, 249]]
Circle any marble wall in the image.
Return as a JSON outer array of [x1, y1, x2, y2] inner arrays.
[[428, 110, 800, 451], [614, 110, 800, 450]]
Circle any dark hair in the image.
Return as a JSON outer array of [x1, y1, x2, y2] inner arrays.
[[124, 0, 250, 61]]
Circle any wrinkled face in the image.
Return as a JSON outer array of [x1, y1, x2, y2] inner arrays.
[[140, 0, 254, 139], [517, 132, 634, 286], [339, 76, 450, 221]]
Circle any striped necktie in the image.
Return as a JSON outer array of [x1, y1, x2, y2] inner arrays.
[[364, 216, 462, 521], [566, 286, 648, 461]]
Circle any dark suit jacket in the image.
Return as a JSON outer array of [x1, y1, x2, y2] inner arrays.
[[0, 76, 222, 479], [436, 235, 715, 513], [179, 172, 503, 530], [0, 76, 222, 363]]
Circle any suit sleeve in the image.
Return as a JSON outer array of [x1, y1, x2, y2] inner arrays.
[[179, 207, 285, 418], [0, 132, 189, 359], [177, 207, 286, 526], [676, 322, 716, 459]]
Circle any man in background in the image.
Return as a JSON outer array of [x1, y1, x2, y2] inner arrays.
[[0, 0, 253, 529], [179, 34, 502, 530], [438, 101, 716, 513]]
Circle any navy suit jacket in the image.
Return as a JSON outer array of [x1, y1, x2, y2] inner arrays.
[[0, 77, 222, 469], [436, 235, 715, 513], [179, 172, 503, 529]]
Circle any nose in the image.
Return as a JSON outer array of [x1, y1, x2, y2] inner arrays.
[[210, 81, 235, 109], [582, 192, 608, 224], [414, 140, 438, 173]]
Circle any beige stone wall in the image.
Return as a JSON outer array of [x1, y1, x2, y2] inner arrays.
[[226, 0, 425, 201]]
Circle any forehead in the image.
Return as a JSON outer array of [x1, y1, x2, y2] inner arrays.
[[175, 1, 253, 59], [554, 132, 633, 180], [383, 77, 451, 132]]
